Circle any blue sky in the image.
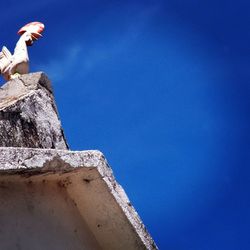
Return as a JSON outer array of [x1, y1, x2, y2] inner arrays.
[[1, 0, 250, 249]]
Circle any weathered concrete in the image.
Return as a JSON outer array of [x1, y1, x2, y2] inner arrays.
[[0, 71, 157, 249], [0, 72, 68, 149], [0, 147, 157, 250]]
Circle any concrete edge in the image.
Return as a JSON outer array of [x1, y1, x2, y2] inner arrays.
[[0, 147, 158, 249]]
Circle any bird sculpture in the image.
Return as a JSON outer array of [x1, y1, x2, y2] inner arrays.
[[0, 22, 45, 81]]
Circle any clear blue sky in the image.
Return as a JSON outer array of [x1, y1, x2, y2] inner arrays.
[[1, 1, 250, 249]]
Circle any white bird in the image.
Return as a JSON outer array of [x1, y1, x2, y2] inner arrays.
[[0, 22, 45, 81]]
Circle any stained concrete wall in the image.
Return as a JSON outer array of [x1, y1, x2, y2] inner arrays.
[[0, 148, 157, 250], [0, 178, 101, 250]]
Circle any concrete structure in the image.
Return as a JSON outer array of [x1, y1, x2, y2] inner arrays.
[[0, 72, 68, 149], [0, 147, 157, 249], [0, 73, 157, 249]]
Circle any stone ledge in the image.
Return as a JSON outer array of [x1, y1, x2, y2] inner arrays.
[[0, 147, 157, 250]]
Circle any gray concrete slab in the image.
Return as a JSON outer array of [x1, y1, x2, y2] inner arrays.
[[0, 147, 157, 250]]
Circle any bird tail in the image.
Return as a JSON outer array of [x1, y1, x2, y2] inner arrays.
[[1, 46, 12, 60], [0, 46, 12, 73]]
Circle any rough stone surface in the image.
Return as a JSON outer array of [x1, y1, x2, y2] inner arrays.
[[0, 72, 68, 149], [0, 71, 158, 249], [0, 147, 158, 250]]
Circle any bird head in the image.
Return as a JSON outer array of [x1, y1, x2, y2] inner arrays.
[[17, 22, 45, 46]]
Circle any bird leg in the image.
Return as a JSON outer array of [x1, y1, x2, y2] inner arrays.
[[10, 72, 21, 80]]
